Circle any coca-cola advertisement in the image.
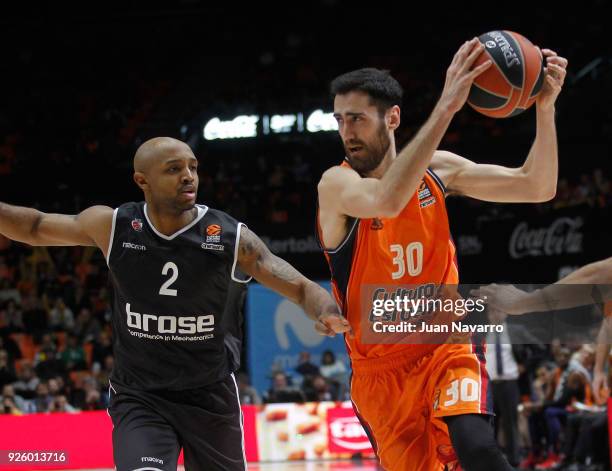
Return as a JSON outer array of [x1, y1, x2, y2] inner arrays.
[[508, 217, 583, 259], [459, 206, 610, 283]]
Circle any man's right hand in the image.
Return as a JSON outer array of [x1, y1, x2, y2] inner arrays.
[[439, 37, 492, 114], [315, 313, 352, 338]]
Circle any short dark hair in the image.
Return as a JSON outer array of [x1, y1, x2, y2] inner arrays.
[[330, 68, 403, 114]]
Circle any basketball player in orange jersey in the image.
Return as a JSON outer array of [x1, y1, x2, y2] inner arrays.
[[316, 38, 568, 470]]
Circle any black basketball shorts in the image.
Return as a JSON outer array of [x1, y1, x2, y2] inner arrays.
[[107, 373, 246, 471]]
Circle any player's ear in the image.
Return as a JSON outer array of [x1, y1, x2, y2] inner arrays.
[[133, 172, 148, 191], [387, 105, 400, 131]]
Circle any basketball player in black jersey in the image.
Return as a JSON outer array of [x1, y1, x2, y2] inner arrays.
[[0, 137, 350, 471]]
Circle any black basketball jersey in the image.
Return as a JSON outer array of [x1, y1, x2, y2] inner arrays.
[[106, 202, 250, 391]]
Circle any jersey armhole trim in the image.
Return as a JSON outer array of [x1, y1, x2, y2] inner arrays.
[[232, 223, 252, 284], [105, 208, 119, 266], [325, 217, 359, 254], [426, 168, 447, 196]]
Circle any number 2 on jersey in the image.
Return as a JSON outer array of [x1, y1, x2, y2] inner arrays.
[[390, 242, 423, 279], [159, 262, 179, 296]]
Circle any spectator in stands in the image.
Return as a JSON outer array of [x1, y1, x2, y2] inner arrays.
[[33, 381, 53, 413], [34, 333, 57, 364], [21, 295, 48, 341], [0, 334, 21, 364], [91, 330, 113, 367], [236, 371, 261, 405], [47, 377, 61, 396], [0, 299, 24, 333], [311, 375, 333, 401], [295, 351, 320, 377], [80, 375, 105, 410], [0, 349, 16, 388], [49, 394, 77, 413], [0, 280, 21, 306], [35, 347, 66, 381], [0, 384, 27, 413], [48, 298, 74, 331], [316, 350, 347, 400], [12, 361, 39, 399], [73, 307, 101, 344], [61, 333, 87, 371], [95, 354, 113, 392], [319, 350, 347, 379], [520, 364, 553, 468], [1, 395, 22, 415], [265, 372, 305, 403]]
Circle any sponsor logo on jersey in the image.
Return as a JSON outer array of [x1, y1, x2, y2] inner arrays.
[[122, 242, 146, 251], [205, 224, 222, 243], [418, 180, 436, 208], [125, 303, 215, 336], [370, 218, 384, 230], [201, 242, 225, 251], [131, 218, 143, 232]]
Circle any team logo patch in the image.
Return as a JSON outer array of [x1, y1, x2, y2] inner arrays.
[[205, 224, 222, 243], [131, 218, 143, 232], [370, 218, 384, 230], [418, 180, 436, 208], [433, 388, 441, 411]]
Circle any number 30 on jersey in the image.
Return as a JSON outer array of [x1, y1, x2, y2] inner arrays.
[[390, 242, 423, 279]]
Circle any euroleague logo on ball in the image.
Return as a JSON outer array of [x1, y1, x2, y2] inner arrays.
[[468, 30, 545, 118]]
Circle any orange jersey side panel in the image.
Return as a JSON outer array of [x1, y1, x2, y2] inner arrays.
[[319, 165, 458, 361]]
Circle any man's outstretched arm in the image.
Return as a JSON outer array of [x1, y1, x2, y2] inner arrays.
[[237, 226, 350, 336], [0, 201, 113, 253], [472, 257, 612, 314]]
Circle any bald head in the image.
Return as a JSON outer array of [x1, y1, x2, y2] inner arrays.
[[134, 137, 194, 174]]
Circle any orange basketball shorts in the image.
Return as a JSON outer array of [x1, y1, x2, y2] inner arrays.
[[350, 342, 493, 471]]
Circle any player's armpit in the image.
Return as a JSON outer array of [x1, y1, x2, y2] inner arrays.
[[0, 202, 114, 251], [318, 166, 401, 219], [431, 150, 553, 203]]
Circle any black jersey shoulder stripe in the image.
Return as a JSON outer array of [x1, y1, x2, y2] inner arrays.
[[105, 208, 119, 266], [231, 223, 252, 284]]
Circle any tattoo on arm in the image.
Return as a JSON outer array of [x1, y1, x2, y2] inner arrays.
[[239, 227, 301, 282]]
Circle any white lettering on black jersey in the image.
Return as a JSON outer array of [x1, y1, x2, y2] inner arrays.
[[107, 202, 250, 391]]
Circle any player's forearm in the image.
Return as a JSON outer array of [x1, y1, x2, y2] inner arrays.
[[0, 201, 43, 245], [522, 260, 612, 311], [379, 104, 455, 213], [520, 107, 558, 201], [300, 280, 340, 322]]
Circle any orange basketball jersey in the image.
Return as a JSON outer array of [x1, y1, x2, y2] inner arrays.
[[317, 163, 459, 361]]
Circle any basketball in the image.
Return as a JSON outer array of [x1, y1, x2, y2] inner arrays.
[[468, 30, 545, 118]]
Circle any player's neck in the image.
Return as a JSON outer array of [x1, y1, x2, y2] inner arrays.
[[364, 148, 396, 179], [145, 204, 198, 236]]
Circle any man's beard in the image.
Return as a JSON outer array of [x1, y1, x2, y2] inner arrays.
[[344, 125, 391, 176]]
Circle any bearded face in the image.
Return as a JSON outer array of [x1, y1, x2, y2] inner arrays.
[[343, 118, 392, 175], [333, 91, 395, 176]]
